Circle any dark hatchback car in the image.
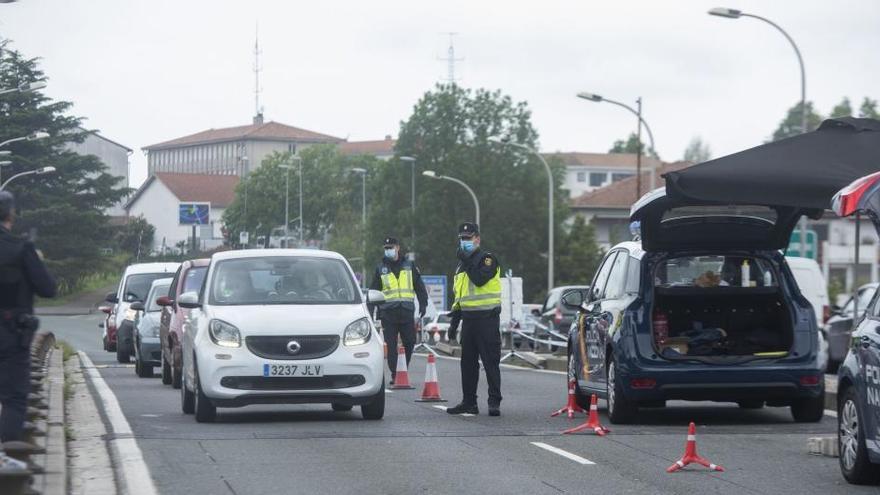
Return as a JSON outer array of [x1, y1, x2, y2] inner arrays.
[[563, 189, 825, 424], [832, 172, 880, 484], [538, 286, 590, 333]]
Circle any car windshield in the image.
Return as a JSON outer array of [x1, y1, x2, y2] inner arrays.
[[842, 286, 877, 315], [146, 283, 171, 312], [183, 266, 207, 294], [209, 256, 360, 305], [124, 273, 173, 302], [655, 255, 777, 288], [437, 313, 452, 324]]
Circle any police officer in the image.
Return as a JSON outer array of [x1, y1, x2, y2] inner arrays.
[[369, 236, 428, 384], [446, 222, 502, 416], [0, 191, 56, 442]]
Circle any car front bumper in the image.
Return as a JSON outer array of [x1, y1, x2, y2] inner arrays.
[[137, 337, 161, 365]]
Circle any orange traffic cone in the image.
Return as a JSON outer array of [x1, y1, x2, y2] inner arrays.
[[666, 422, 724, 473], [392, 346, 415, 389], [415, 353, 447, 402], [562, 394, 609, 436], [551, 379, 587, 419]]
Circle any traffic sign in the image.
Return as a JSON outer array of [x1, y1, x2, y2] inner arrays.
[[421, 275, 447, 311], [786, 229, 817, 259], [239, 231, 249, 246]]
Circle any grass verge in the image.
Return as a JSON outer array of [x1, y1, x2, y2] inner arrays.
[[56, 340, 76, 362]]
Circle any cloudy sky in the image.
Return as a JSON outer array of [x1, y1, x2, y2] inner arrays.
[[1, 0, 878, 186]]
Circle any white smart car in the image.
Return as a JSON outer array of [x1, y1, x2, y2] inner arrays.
[[178, 249, 386, 422]]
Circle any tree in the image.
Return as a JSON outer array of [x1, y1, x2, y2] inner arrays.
[[682, 136, 712, 163], [0, 41, 129, 290], [609, 132, 658, 159], [770, 101, 824, 141], [830, 97, 853, 118], [556, 215, 604, 288], [859, 97, 879, 119], [116, 216, 155, 260], [374, 84, 570, 302]]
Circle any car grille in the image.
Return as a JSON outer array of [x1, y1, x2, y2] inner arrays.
[[220, 375, 365, 390], [245, 335, 340, 360]]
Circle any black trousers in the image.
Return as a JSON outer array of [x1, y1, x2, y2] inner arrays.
[[460, 314, 502, 407], [0, 327, 30, 442], [383, 318, 415, 374]]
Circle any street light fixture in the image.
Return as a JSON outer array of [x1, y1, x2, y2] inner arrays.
[[0, 131, 49, 150], [422, 170, 480, 226], [488, 137, 555, 291], [708, 6, 810, 260], [0, 166, 56, 190], [399, 156, 417, 259], [350, 167, 368, 284], [576, 92, 657, 197], [0, 81, 47, 96]]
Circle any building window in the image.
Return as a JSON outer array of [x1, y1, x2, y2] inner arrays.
[[576, 172, 587, 183], [288, 143, 297, 154], [611, 172, 634, 182], [589, 172, 607, 187]]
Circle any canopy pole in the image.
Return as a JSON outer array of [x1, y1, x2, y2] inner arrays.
[[853, 211, 861, 327]]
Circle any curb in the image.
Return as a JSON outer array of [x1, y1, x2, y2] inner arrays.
[[39, 347, 67, 495]]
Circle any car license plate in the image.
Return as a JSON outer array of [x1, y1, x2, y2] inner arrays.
[[263, 363, 323, 377]]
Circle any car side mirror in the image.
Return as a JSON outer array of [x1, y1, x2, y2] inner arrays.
[[130, 301, 145, 311], [105, 292, 119, 304], [156, 296, 173, 307], [561, 289, 586, 310], [99, 306, 112, 314], [366, 289, 385, 304], [177, 292, 201, 309]]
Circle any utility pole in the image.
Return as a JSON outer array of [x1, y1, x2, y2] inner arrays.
[[438, 32, 464, 84], [635, 97, 643, 199]]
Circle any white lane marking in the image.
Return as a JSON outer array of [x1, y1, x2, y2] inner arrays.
[[433, 405, 475, 417], [433, 405, 447, 411], [79, 351, 159, 495], [385, 389, 393, 394], [140, 414, 160, 418], [530, 442, 595, 465], [824, 409, 837, 418]]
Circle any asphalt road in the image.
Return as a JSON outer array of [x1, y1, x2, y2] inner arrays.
[[46, 314, 865, 495]]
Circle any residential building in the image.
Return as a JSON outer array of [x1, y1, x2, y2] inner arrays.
[[66, 128, 132, 216], [142, 115, 343, 176], [124, 173, 239, 253], [545, 152, 663, 199], [338, 135, 397, 159]]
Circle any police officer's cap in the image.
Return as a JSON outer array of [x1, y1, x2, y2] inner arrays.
[[0, 191, 15, 220], [458, 222, 479, 239], [383, 236, 399, 247]]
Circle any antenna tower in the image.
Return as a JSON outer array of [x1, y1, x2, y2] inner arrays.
[[253, 24, 263, 117], [438, 32, 463, 84]]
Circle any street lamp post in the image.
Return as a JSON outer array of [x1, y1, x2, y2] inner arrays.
[[0, 166, 56, 190], [422, 170, 480, 226], [576, 92, 657, 198], [0, 81, 46, 97], [280, 156, 303, 247], [0, 160, 12, 184], [399, 156, 417, 259], [489, 137, 555, 291], [0, 131, 49, 150], [351, 167, 368, 284], [709, 7, 809, 258]]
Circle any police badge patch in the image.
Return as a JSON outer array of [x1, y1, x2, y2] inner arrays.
[[484, 257, 492, 266]]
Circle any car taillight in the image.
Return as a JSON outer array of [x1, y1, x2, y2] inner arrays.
[[800, 375, 820, 386], [554, 306, 563, 324], [630, 378, 657, 389], [822, 305, 831, 323]]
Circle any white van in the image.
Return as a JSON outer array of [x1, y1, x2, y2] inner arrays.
[[786, 256, 830, 371]]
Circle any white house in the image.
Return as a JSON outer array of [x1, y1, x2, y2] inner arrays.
[[124, 173, 239, 252], [545, 152, 663, 199]]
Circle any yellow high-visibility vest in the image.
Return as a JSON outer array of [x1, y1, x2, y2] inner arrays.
[[380, 262, 416, 310], [452, 259, 501, 312]]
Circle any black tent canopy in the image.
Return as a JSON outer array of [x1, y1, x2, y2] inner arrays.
[[664, 117, 880, 212]]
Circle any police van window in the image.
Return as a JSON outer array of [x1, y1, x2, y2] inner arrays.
[[625, 256, 641, 294], [604, 252, 629, 299], [590, 251, 618, 301]]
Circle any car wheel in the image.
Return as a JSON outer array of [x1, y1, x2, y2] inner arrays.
[[115, 333, 131, 364], [331, 403, 353, 412], [102, 335, 108, 352], [181, 360, 195, 415], [567, 344, 590, 410], [136, 356, 154, 378], [791, 386, 825, 423], [839, 386, 880, 484], [737, 400, 764, 409], [827, 359, 841, 374], [171, 348, 183, 389], [161, 351, 172, 385], [606, 358, 637, 424], [361, 383, 385, 420], [193, 361, 216, 423]]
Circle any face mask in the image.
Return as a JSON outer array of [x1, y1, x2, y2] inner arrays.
[[459, 239, 475, 253], [384, 248, 396, 259]]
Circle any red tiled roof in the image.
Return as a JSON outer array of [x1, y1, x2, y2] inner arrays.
[[544, 152, 663, 170], [572, 161, 692, 209], [125, 173, 240, 210], [143, 121, 343, 150], [338, 136, 397, 156]]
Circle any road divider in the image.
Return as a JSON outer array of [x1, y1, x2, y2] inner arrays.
[[562, 394, 609, 436], [666, 422, 724, 473], [530, 442, 595, 465], [551, 379, 587, 419], [415, 353, 446, 403]]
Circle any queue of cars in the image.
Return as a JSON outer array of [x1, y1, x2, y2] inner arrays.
[[100, 249, 386, 422]]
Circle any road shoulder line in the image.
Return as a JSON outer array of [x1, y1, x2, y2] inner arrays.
[[530, 442, 595, 465], [78, 351, 159, 495]]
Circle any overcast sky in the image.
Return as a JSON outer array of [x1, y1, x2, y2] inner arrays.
[[2, 0, 878, 186]]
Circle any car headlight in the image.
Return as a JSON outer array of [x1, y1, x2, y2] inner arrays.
[[209, 319, 241, 348], [344, 317, 372, 346]]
